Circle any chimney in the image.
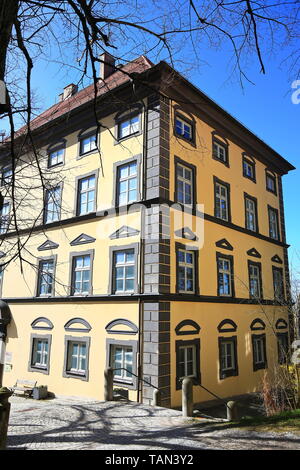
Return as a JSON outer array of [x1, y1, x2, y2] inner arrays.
[[99, 52, 115, 80], [63, 83, 78, 100]]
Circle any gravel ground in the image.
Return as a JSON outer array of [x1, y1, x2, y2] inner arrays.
[[5, 395, 300, 451]]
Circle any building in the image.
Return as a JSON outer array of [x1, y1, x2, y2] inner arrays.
[[0, 54, 295, 408]]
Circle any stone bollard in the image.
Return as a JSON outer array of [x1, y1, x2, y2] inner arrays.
[[226, 400, 239, 421], [152, 389, 161, 407], [182, 377, 193, 417], [0, 387, 13, 450], [104, 368, 114, 401]]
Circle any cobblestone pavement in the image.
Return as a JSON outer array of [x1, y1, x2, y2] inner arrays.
[[6, 396, 300, 450]]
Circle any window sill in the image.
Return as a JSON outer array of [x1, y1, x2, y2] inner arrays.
[[48, 162, 64, 170], [243, 174, 256, 183], [174, 132, 196, 147], [77, 149, 98, 160], [114, 130, 141, 146], [212, 155, 229, 167]]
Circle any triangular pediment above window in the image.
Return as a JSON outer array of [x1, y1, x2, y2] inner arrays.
[[70, 233, 96, 246], [247, 247, 261, 258], [174, 227, 198, 241], [271, 254, 283, 264], [215, 238, 233, 251], [109, 225, 140, 240], [37, 240, 59, 251]]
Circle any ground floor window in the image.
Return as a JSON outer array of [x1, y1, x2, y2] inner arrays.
[[252, 334, 267, 371], [277, 332, 289, 364], [28, 334, 51, 374], [175, 339, 200, 390], [63, 336, 90, 381], [110, 345, 133, 381], [219, 336, 238, 379], [106, 339, 138, 390]]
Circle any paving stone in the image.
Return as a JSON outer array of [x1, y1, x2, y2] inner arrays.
[[6, 396, 300, 450]]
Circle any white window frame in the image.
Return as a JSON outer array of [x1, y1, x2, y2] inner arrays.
[[77, 174, 96, 215], [249, 264, 261, 298], [177, 249, 195, 293], [113, 249, 135, 293], [37, 259, 54, 296], [0, 202, 10, 234], [218, 258, 232, 297], [213, 141, 227, 163], [44, 186, 61, 223], [67, 341, 87, 375], [221, 340, 235, 371], [118, 114, 139, 140], [1, 166, 12, 185], [79, 133, 97, 155], [245, 197, 257, 231], [72, 254, 91, 295], [215, 182, 229, 221], [269, 208, 279, 240], [32, 338, 49, 368], [117, 161, 138, 206], [110, 344, 133, 382], [176, 163, 193, 205], [48, 147, 64, 167], [243, 159, 255, 180], [178, 344, 197, 379], [175, 116, 193, 141], [266, 173, 276, 193], [253, 336, 265, 365]]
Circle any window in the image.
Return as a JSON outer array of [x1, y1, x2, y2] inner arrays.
[[110, 345, 133, 381], [213, 138, 228, 165], [118, 114, 139, 140], [245, 195, 258, 232], [219, 336, 238, 379], [252, 334, 267, 371], [175, 115, 193, 141], [176, 162, 194, 205], [77, 174, 96, 215], [266, 172, 277, 195], [29, 334, 52, 374], [48, 147, 64, 167], [248, 261, 262, 299], [178, 344, 196, 378], [113, 249, 135, 293], [268, 206, 280, 240], [0, 202, 10, 234], [243, 157, 256, 182], [117, 161, 138, 206], [79, 133, 97, 156], [44, 186, 61, 223], [63, 335, 90, 380], [1, 167, 12, 185], [273, 267, 284, 301], [37, 259, 55, 296], [175, 339, 200, 389], [177, 249, 195, 293], [214, 179, 230, 221], [32, 338, 49, 369], [277, 332, 289, 364], [71, 254, 92, 295], [217, 254, 234, 297]]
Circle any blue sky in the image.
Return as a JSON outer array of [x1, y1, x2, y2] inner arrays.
[[2, 18, 299, 276]]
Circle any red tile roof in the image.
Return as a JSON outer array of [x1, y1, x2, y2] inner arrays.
[[15, 55, 154, 137]]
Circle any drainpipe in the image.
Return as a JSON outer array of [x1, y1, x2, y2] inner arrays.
[[137, 101, 148, 404]]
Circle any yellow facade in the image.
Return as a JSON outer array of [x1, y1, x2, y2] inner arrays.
[[0, 57, 294, 409]]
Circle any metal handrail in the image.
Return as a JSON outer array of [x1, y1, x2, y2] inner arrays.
[[195, 382, 230, 409], [111, 367, 167, 396]]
